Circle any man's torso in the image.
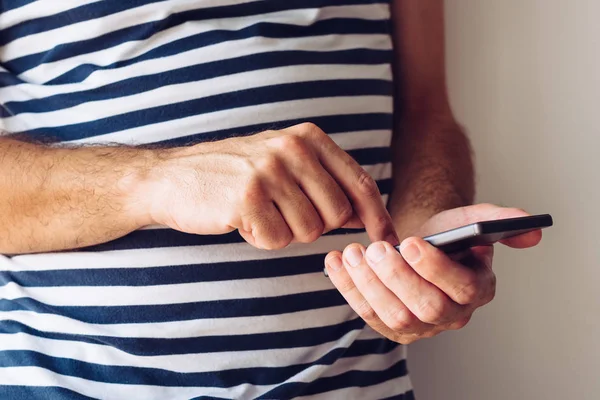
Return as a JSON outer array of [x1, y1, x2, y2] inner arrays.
[[0, 1, 412, 398]]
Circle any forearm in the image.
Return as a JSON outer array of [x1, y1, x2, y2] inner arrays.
[[388, 117, 474, 239], [0, 137, 153, 254], [389, 0, 475, 239]]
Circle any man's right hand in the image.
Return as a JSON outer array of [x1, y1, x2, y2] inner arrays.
[[137, 123, 398, 250]]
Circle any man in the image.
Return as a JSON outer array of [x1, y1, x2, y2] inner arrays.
[[0, 1, 542, 399]]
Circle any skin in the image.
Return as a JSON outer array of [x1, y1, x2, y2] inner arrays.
[[0, 1, 543, 344], [324, 1, 543, 344]]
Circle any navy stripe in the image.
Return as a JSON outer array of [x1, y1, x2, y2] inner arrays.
[[19, 79, 392, 140], [2, 253, 328, 288], [0, 290, 346, 323], [0, 71, 24, 87], [0, 385, 96, 400], [45, 17, 389, 86], [0, 345, 400, 388], [156, 113, 394, 147], [0, 0, 37, 13], [0, 0, 387, 47], [0, 318, 366, 355], [0, 0, 168, 46], [6, 17, 389, 78], [343, 338, 399, 358], [258, 359, 408, 399], [5, 48, 392, 115], [76, 226, 372, 253], [381, 392, 416, 400]]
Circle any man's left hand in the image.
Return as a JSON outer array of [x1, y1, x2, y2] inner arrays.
[[324, 204, 543, 344]]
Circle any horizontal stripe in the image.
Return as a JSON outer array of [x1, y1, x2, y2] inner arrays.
[[0, 289, 346, 323], [381, 392, 416, 400], [5, 65, 391, 130], [0, 271, 335, 305], [296, 378, 412, 400], [19, 10, 390, 87], [0, 354, 407, 400], [5, 50, 391, 116], [147, 111, 393, 148], [0, 0, 169, 47], [0, 344, 405, 388], [0, 348, 342, 387], [16, 79, 391, 140], [4, 231, 371, 272], [1, 253, 327, 288], [0, 32, 391, 103], [65, 96, 391, 145], [0, 313, 366, 356], [0, 366, 265, 400], [0, 330, 397, 373], [0, 305, 357, 340], [1, 0, 385, 52], [0, 0, 40, 14], [8, 16, 389, 79], [0, 385, 96, 400], [0, 1, 103, 29], [259, 357, 407, 398]]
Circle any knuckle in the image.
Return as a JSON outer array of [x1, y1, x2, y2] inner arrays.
[[355, 300, 378, 322], [453, 275, 480, 305], [296, 122, 324, 138], [241, 178, 265, 204], [330, 202, 354, 227], [386, 309, 413, 331], [256, 154, 284, 174], [356, 170, 380, 198], [450, 316, 471, 330], [277, 134, 310, 155], [416, 295, 446, 324], [297, 221, 324, 243], [261, 231, 293, 250]]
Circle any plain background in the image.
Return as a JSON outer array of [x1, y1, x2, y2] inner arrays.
[[409, 1, 600, 399]]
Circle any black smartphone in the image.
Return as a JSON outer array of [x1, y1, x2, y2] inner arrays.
[[396, 214, 553, 254]]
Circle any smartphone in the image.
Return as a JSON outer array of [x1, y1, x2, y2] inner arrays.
[[396, 214, 553, 254]]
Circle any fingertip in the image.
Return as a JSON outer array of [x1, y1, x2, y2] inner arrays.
[[325, 251, 343, 274], [501, 229, 543, 248]]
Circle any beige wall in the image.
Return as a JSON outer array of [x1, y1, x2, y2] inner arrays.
[[409, 1, 600, 399]]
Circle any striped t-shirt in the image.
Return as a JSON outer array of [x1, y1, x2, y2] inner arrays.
[[0, 1, 413, 399]]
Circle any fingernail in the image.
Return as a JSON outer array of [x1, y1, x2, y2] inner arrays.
[[400, 243, 421, 264], [385, 233, 400, 247], [345, 246, 363, 268], [326, 255, 343, 272], [366, 242, 387, 265]]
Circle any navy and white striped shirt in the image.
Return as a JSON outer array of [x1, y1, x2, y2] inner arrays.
[[0, 1, 413, 398]]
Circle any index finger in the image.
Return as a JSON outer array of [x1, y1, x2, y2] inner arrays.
[[300, 127, 397, 244]]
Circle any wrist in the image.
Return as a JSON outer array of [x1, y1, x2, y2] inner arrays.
[[118, 147, 169, 228]]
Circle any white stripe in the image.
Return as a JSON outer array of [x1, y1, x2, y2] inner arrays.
[[330, 130, 392, 151], [0, 271, 336, 306], [297, 374, 411, 400], [0, 326, 363, 373], [66, 95, 392, 145], [0, 344, 406, 400], [2, 0, 263, 61], [0, 33, 392, 103], [0, 0, 103, 31], [2, 64, 391, 131], [0, 366, 271, 400], [14, 4, 389, 83], [0, 305, 356, 338], [320, 342, 406, 378]]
